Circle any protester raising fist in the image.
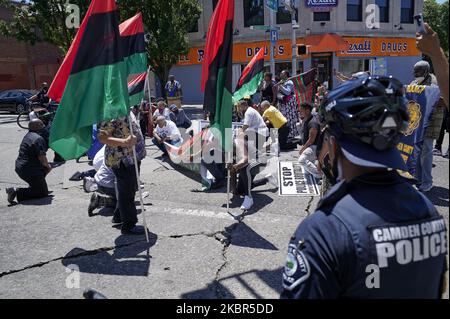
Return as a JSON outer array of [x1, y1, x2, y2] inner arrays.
[[416, 23, 449, 109]]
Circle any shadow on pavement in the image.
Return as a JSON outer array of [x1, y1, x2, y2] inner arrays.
[[19, 195, 54, 206], [181, 267, 284, 299], [61, 233, 157, 277], [424, 186, 449, 207], [225, 221, 278, 251]]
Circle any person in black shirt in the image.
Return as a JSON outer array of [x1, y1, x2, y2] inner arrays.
[[30, 82, 50, 106], [6, 119, 52, 204], [298, 102, 321, 178], [259, 72, 277, 105]]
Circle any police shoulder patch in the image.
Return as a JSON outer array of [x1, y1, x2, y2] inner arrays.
[[282, 243, 311, 291]]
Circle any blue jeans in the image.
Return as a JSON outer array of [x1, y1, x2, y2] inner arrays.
[[416, 138, 434, 188], [152, 138, 182, 154]]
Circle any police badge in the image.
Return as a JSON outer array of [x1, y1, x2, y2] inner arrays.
[[282, 243, 311, 291], [404, 101, 422, 136]]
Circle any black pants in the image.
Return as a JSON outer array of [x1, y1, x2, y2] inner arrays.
[[98, 185, 117, 207], [15, 170, 48, 202], [435, 109, 448, 151], [112, 162, 138, 229], [278, 123, 297, 151], [237, 162, 267, 197]]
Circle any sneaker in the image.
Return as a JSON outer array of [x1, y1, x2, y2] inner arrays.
[[88, 193, 100, 217], [265, 173, 278, 188], [240, 196, 254, 211], [433, 149, 442, 156], [83, 177, 97, 193], [444, 150, 449, 159], [5, 188, 16, 204]]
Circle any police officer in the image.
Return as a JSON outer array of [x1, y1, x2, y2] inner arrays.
[[281, 74, 448, 299]]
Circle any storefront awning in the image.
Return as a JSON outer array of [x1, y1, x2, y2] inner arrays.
[[304, 33, 348, 53]]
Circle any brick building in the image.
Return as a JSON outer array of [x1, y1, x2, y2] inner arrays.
[[0, 5, 62, 91]]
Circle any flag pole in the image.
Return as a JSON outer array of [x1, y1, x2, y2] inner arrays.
[[227, 168, 230, 213], [146, 67, 154, 138], [128, 116, 149, 243]]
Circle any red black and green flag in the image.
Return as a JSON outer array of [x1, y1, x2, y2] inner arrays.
[[233, 47, 265, 103], [201, 0, 234, 151], [128, 72, 147, 106], [49, 0, 129, 160], [119, 12, 147, 76], [292, 68, 317, 105]]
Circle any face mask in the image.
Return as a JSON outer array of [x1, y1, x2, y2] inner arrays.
[[415, 77, 425, 84]]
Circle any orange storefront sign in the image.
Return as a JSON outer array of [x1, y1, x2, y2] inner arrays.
[[178, 39, 304, 66], [177, 36, 420, 66], [337, 37, 420, 57]]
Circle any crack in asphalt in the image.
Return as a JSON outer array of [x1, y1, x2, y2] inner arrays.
[[213, 211, 248, 299], [0, 230, 226, 279], [0, 239, 147, 279], [305, 196, 315, 216]]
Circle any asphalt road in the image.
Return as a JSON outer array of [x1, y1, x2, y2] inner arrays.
[[0, 108, 448, 299]]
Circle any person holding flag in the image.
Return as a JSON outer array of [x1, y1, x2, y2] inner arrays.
[[46, 0, 148, 236]]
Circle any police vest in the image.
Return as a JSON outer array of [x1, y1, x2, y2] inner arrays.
[[318, 176, 447, 299]]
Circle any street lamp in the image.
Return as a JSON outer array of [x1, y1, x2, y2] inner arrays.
[[283, 0, 299, 75]]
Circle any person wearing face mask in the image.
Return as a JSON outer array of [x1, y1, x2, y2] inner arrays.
[[6, 119, 52, 204], [410, 61, 447, 193], [281, 74, 447, 299]]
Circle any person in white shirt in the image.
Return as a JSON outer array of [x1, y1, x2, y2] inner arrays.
[[152, 100, 171, 121], [152, 116, 183, 155], [237, 100, 269, 151]]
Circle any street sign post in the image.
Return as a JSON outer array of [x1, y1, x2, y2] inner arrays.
[[270, 29, 279, 43], [249, 25, 281, 31]]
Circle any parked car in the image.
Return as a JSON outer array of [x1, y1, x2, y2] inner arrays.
[[0, 89, 37, 114]]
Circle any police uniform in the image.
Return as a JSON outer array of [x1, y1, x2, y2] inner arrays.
[[281, 170, 447, 299]]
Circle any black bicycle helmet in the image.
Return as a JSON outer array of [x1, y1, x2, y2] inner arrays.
[[319, 74, 409, 151]]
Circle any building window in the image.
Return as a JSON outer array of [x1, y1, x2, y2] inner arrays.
[[347, 0, 362, 22], [212, 0, 219, 11], [376, 0, 389, 23], [314, 12, 330, 22], [339, 59, 370, 78], [244, 0, 264, 27], [401, 0, 415, 24], [277, 2, 298, 24]]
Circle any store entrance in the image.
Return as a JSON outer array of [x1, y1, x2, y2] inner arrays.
[[312, 53, 333, 90]]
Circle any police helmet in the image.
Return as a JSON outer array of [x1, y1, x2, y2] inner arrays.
[[319, 74, 409, 170]]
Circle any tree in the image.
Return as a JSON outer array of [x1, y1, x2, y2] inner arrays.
[[117, 0, 202, 93], [0, 0, 202, 94], [0, 0, 90, 53], [423, 0, 449, 56]]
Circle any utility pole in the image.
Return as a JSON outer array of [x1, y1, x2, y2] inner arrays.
[[269, 8, 275, 76], [286, 0, 299, 75]]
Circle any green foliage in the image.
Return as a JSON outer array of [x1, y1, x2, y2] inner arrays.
[[423, 0, 449, 56], [117, 0, 202, 89], [0, 0, 201, 88], [0, 0, 90, 53]]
